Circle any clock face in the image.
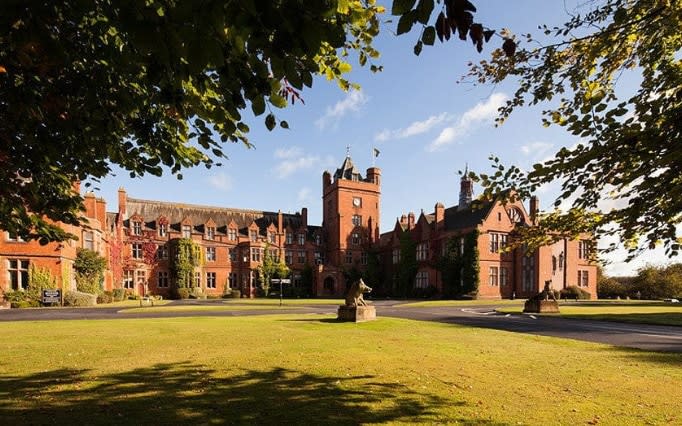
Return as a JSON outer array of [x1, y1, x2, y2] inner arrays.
[[508, 208, 523, 223], [353, 197, 361, 207]]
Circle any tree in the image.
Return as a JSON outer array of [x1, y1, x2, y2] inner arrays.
[[392, 1, 681, 260], [258, 244, 290, 297], [74, 248, 107, 294], [1, 0, 384, 242], [465, 1, 681, 259]]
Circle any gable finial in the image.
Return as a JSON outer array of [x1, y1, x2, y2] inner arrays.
[[346, 145, 351, 158]]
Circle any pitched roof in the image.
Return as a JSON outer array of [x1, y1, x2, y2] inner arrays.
[[120, 198, 305, 234], [333, 156, 362, 181], [443, 201, 494, 231]]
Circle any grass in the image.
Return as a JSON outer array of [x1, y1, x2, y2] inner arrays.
[[398, 299, 526, 308], [497, 300, 682, 326], [222, 298, 343, 305], [1, 315, 680, 425], [121, 305, 305, 314], [96, 299, 171, 308]]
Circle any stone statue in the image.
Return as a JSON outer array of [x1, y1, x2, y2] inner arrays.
[[345, 278, 372, 307], [523, 280, 559, 313]]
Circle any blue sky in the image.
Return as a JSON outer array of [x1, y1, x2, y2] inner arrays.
[[92, 1, 670, 276]]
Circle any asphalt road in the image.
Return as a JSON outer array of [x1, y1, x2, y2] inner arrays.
[[1, 300, 680, 353]]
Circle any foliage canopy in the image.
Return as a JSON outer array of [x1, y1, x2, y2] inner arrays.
[[463, 0, 682, 259], [1, 0, 383, 242]]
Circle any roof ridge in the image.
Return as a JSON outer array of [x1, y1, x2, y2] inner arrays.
[[126, 197, 300, 217]]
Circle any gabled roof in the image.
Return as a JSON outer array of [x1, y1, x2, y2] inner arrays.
[[443, 201, 494, 231], [118, 198, 305, 234]]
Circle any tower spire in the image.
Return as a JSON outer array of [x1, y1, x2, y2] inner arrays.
[[458, 164, 473, 210]]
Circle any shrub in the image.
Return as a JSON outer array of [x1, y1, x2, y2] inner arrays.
[[223, 289, 241, 299], [12, 300, 40, 309], [190, 287, 206, 299], [597, 277, 627, 299], [560, 285, 591, 300], [112, 288, 126, 301], [97, 291, 114, 304], [3, 290, 26, 304], [64, 291, 97, 307], [176, 288, 190, 300]]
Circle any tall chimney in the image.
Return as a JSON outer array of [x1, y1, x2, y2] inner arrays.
[[301, 207, 308, 228], [529, 196, 539, 224], [118, 187, 127, 220]]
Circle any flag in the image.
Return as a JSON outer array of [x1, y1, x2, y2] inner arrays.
[[373, 147, 380, 158]]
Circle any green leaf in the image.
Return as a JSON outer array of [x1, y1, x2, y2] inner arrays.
[[392, 0, 417, 16], [397, 12, 416, 35], [265, 114, 276, 131], [414, 41, 423, 56], [422, 26, 436, 45], [251, 96, 266, 116]]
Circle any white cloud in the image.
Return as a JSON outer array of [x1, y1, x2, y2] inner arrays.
[[206, 172, 232, 191], [521, 141, 553, 157], [427, 93, 507, 152], [374, 112, 450, 142], [272, 147, 335, 179], [297, 187, 311, 203], [315, 89, 368, 130]]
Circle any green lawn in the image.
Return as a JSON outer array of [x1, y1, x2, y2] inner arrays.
[[398, 299, 526, 308], [1, 315, 680, 425], [222, 298, 343, 305], [498, 301, 682, 326], [121, 304, 304, 314]]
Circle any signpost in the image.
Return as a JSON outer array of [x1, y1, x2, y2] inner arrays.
[[42, 289, 62, 306], [271, 278, 291, 307]]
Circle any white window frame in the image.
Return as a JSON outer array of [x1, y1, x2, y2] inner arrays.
[[7, 259, 29, 290], [206, 272, 217, 289], [206, 247, 216, 262], [489, 266, 499, 287]]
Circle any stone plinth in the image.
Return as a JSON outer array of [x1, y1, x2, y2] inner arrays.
[[523, 299, 560, 313], [337, 305, 376, 322]]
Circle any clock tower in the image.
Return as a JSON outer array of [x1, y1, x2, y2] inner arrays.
[[322, 153, 381, 268]]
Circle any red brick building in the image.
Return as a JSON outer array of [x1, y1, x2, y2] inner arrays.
[[376, 172, 597, 298], [1, 155, 596, 299], [0, 186, 111, 293]]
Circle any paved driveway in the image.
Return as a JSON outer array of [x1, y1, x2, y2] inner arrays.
[[1, 300, 680, 353]]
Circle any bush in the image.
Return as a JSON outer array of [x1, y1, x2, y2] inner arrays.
[[111, 288, 126, 301], [97, 291, 114, 304], [223, 289, 241, 299], [597, 277, 627, 299], [64, 291, 97, 307], [11, 300, 40, 309], [176, 288, 190, 300], [560, 285, 591, 300], [190, 287, 206, 299]]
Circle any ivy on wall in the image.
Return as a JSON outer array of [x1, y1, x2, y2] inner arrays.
[[438, 229, 480, 298], [395, 230, 417, 298], [170, 238, 203, 290]]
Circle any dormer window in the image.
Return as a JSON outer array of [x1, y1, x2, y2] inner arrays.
[[286, 232, 293, 245], [298, 233, 305, 245], [206, 226, 215, 240], [228, 228, 237, 241], [132, 221, 142, 236], [268, 232, 276, 244], [158, 223, 168, 237], [182, 225, 192, 239], [250, 230, 258, 242]]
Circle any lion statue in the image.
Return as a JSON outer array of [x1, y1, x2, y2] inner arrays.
[[345, 278, 372, 307]]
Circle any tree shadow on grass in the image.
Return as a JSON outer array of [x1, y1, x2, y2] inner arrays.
[[0, 363, 483, 425]]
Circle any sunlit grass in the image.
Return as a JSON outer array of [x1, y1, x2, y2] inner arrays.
[[121, 304, 304, 314], [222, 298, 343, 305], [1, 315, 679, 424], [497, 300, 682, 326], [398, 299, 525, 308]]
